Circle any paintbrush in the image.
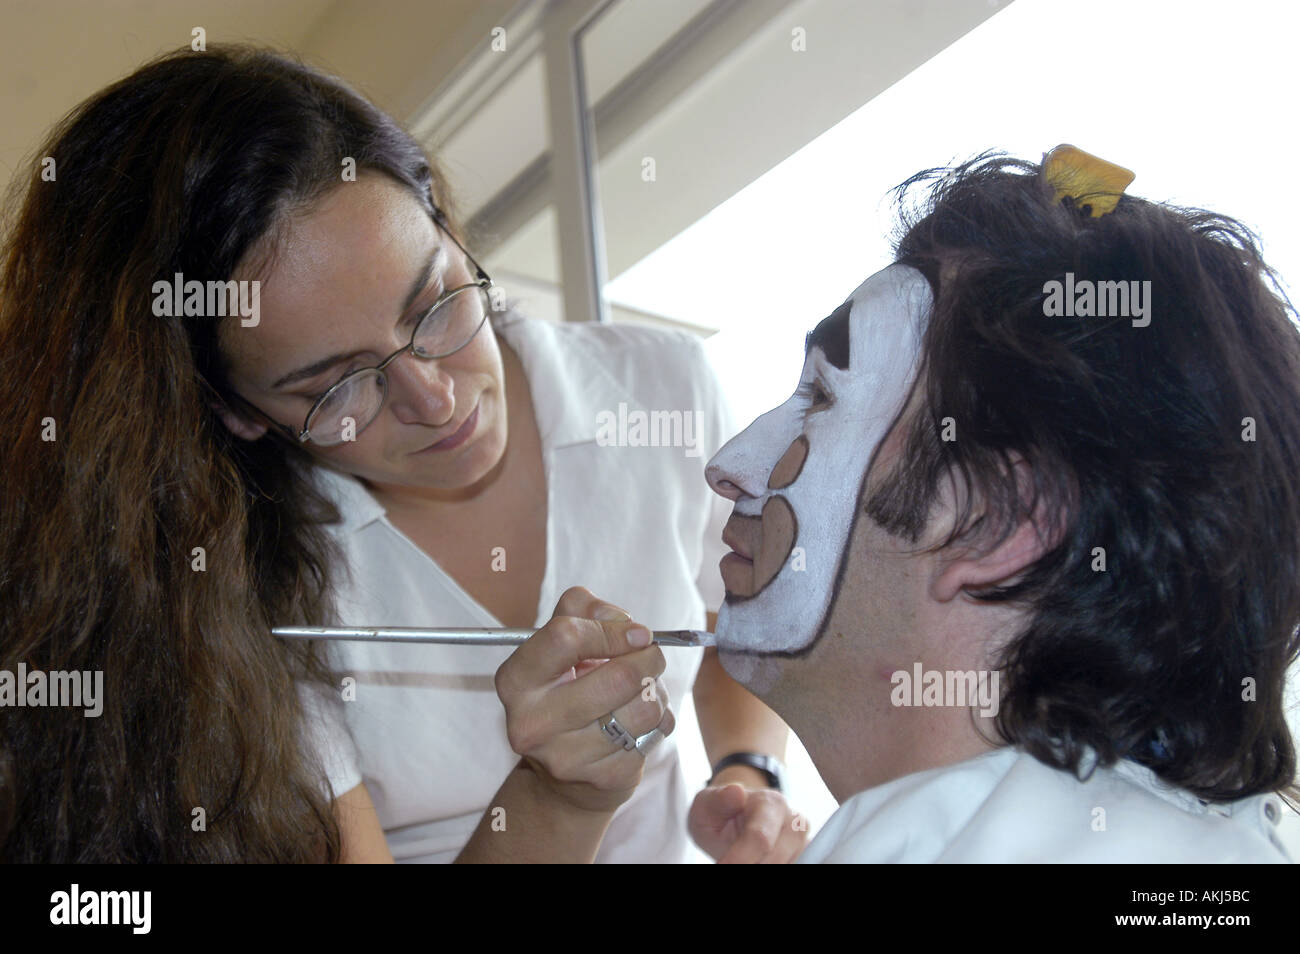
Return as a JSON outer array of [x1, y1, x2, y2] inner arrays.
[[273, 625, 715, 648]]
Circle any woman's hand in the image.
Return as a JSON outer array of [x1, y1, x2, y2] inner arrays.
[[688, 780, 809, 863], [495, 586, 675, 816]]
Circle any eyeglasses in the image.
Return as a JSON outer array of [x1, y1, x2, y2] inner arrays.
[[235, 211, 499, 447]]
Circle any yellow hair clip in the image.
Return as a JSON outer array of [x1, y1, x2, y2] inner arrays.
[[1043, 143, 1135, 218]]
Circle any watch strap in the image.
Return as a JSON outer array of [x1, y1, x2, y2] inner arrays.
[[708, 752, 785, 792]]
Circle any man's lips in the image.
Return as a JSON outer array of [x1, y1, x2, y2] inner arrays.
[[720, 515, 761, 597], [413, 402, 479, 454], [721, 526, 754, 561], [719, 551, 755, 598], [719, 501, 796, 600]]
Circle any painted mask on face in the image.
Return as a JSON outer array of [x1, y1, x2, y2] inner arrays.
[[706, 263, 932, 657]]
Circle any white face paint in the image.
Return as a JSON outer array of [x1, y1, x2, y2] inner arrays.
[[705, 263, 931, 657]]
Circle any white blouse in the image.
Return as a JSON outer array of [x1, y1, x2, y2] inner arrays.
[[798, 745, 1293, 863], [304, 310, 734, 862]]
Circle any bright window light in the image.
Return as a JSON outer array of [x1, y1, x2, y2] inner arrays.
[[605, 0, 1300, 428]]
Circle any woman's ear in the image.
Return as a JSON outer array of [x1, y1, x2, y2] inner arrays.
[[210, 399, 268, 441], [929, 454, 1066, 602]]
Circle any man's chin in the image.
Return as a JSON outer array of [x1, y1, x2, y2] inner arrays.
[[715, 605, 822, 657], [718, 647, 785, 698]]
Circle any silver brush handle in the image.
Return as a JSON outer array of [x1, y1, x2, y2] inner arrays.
[[272, 626, 715, 648]]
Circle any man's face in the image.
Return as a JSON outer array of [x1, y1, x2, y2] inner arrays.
[[705, 264, 931, 677]]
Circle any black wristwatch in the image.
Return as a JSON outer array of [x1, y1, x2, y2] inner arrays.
[[708, 752, 786, 792]]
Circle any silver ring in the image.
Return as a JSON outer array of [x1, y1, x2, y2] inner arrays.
[[597, 713, 637, 751], [634, 727, 665, 756]]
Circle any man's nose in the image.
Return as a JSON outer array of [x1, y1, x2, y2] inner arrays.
[[704, 452, 746, 501], [706, 411, 787, 501], [385, 351, 454, 426]]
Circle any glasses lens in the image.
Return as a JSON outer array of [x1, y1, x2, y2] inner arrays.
[[413, 284, 490, 358], [305, 369, 386, 445]]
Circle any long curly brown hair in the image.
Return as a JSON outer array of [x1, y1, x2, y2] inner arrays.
[[0, 44, 459, 861]]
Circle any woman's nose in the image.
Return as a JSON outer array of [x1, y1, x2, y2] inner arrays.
[[384, 351, 454, 426]]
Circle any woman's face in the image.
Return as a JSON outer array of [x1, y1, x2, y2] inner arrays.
[[218, 172, 509, 493]]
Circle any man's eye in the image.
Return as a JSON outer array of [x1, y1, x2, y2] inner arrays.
[[796, 380, 832, 421], [798, 381, 832, 406]]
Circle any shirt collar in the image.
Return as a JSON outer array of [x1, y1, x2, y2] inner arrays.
[[493, 308, 635, 451]]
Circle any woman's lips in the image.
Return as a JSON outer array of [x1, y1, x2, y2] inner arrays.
[[414, 402, 479, 454]]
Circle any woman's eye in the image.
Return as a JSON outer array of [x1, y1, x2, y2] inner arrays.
[[405, 283, 447, 334], [412, 292, 442, 326], [305, 368, 358, 401]]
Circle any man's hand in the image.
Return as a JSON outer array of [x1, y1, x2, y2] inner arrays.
[[688, 777, 808, 863]]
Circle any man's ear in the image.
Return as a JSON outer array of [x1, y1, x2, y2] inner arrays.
[[929, 454, 1066, 602], [210, 399, 268, 441]]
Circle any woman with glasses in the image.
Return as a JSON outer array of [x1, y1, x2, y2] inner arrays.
[[0, 44, 804, 863]]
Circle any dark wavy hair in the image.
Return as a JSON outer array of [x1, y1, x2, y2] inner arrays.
[[864, 151, 1300, 803], [0, 44, 458, 860]]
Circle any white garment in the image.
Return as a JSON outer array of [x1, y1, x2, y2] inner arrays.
[[798, 746, 1293, 863], [299, 681, 364, 798], [307, 311, 734, 862]]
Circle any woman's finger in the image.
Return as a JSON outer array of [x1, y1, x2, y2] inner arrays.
[[520, 704, 676, 789], [546, 644, 666, 731], [606, 677, 672, 740], [496, 614, 651, 699], [551, 585, 629, 622]]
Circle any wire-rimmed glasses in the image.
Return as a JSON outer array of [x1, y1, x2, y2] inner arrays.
[[236, 211, 498, 447]]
